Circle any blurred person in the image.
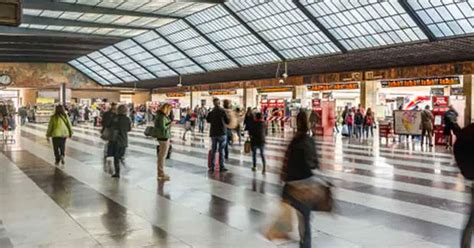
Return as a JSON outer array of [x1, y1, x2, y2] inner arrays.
[[341, 105, 349, 125], [182, 108, 195, 141], [18, 106, 27, 125], [223, 99, 237, 159], [243, 107, 254, 136], [197, 102, 208, 133], [248, 112, 266, 173], [108, 105, 131, 178], [354, 108, 364, 139], [69, 104, 80, 126], [46, 105, 73, 166], [309, 110, 319, 137], [364, 108, 375, 138], [444, 105, 460, 150], [207, 98, 230, 172], [234, 107, 243, 145], [420, 105, 434, 147], [84, 106, 91, 122], [101, 103, 117, 133], [281, 110, 319, 248], [345, 109, 354, 138], [155, 103, 173, 181]]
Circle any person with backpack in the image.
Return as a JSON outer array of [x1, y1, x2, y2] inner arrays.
[[248, 112, 266, 173], [206, 98, 230, 172], [453, 124, 474, 248], [281, 110, 319, 248], [197, 102, 208, 133], [345, 109, 354, 138], [155, 103, 173, 181], [444, 105, 460, 150], [107, 105, 131, 178], [354, 109, 364, 139], [46, 105, 73, 166], [420, 105, 434, 147], [364, 108, 375, 138]]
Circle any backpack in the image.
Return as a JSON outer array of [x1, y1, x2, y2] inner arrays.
[[453, 124, 474, 180], [345, 114, 353, 125]]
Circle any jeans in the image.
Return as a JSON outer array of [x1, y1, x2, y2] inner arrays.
[[108, 142, 125, 175], [198, 118, 205, 133], [211, 135, 226, 170], [20, 116, 26, 125], [364, 125, 374, 138], [157, 140, 170, 177], [251, 144, 266, 167], [225, 130, 232, 159], [347, 124, 353, 138], [421, 128, 433, 145], [52, 137, 66, 163], [355, 124, 363, 138], [462, 183, 474, 248], [283, 186, 311, 248]]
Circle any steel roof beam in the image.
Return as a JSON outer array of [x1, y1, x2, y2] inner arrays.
[[24, 0, 179, 20], [399, 0, 436, 42], [182, 18, 241, 68], [0, 48, 89, 55], [221, 4, 286, 62], [97, 50, 139, 82], [130, 39, 181, 76], [0, 26, 124, 41], [111, 44, 162, 79], [67, 61, 103, 86], [86, 54, 123, 84], [0, 42, 107, 51], [292, 0, 347, 53], [152, 29, 208, 73], [22, 16, 151, 31]]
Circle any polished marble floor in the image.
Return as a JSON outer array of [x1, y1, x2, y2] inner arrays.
[[0, 122, 469, 247]]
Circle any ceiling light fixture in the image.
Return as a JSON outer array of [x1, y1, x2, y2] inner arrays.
[[177, 76, 183, 87]]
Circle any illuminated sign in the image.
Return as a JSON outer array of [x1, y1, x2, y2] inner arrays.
[[209, 90, 237, 96], [307, 83, 359, 91], [166, 93, 186, 98], [381, 77, 460, 88], [451, 87, 464, 96], [257, 87, 293, 93]]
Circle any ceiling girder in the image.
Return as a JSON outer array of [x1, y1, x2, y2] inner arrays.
[[22, 15, 150, 31]]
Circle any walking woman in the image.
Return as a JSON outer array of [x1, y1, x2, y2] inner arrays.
[[46, 105, 73, 166], [155, 103, 172, 181], [281, 110, 319, 248], [243, 107, 254, 136], [249, 112, 266, 173], [364, 108, 375, 138], [108, 105, 131, 178]]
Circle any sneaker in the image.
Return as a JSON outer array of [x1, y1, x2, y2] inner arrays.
[[60, 156, 65, 165], [251, 166, 256, 172], [220, 167, 228, 172], [54, 161, 60, 166], [157, 175, 170, 181], [262, 165, 266, 174], [111, 174, 120, 178]]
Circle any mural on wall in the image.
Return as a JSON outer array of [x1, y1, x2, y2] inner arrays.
[[0, 63, 101, 89]]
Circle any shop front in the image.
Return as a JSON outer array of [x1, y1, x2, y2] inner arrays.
[[307, 82, 360, 117], [199, 89, 243, 109]]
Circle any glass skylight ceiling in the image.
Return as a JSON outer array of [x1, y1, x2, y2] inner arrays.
[[57, 0, 215, 18], [134, 30, 205, 75], [76, 56, 122, 84], [100, 45, 155, 81], [226, 1, 340, 60], [88, 51, 137, 82], [19, 24, 147, 37], [23, 9, 174, 29], [187, 5, 280, 66], [301, 1, 428, 50], [408, 0, 473, 37], [158, 20, 238, 71], [69, 60, 110, 85], [113, 39, 178, 78]]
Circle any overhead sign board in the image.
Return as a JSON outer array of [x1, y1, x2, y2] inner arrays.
[[209, 90, 237, 96], [257, 87, 293, 93], [0, 0, 22, 26], [307, 83, 359, 91], [381, 76, 460, 88], [166, 93, 186, 98]]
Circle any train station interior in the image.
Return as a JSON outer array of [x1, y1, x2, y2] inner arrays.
[[0, 0, 473, 247]]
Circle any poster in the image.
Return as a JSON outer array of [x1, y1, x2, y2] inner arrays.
[[393, 110, 422, 135]]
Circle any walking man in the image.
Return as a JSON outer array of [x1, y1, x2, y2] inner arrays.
[[206, 98, 230, 172], [198, 102, 208, 133]]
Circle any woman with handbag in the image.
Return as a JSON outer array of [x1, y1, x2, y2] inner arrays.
[[46, 105, 73, 166], [248, 112, 266, 173], [281, 110, 319, 248], [155, 103, 173, 181]]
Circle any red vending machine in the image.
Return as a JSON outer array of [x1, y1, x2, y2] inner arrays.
[[432, 96, 449, 145], [312, 99, 336, 136]]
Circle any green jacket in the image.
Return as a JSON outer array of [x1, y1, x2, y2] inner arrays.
[[154, 111, 171, 140], [46, 114, 73, 138]]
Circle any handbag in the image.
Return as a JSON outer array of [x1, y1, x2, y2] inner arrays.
[[341, 124, 349, 136], [285, 176, 333, 212], [144, 126, 155, 137], [244, 138, 251, 154]]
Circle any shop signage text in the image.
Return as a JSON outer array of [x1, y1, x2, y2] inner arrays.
[[451, 87, 464, 96], [307, 83, 359, 91], [257, 87, 293, 93], [432, 96, 449, 107], [166, 93, 186, 98], [381, 77, 460, 88], [209, 90, 237, 96]]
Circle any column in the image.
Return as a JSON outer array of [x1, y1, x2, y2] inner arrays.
[[59, 83, 67, 105], [464, 74, 473, 125], [360, 81, 378, 109], [294, 85, 308, 108], [19, 89, 37, 106], [190, 91, 201, 109], [244, 88, 257, 109]]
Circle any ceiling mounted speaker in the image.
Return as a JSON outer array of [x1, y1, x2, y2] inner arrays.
[[0, 0, 22, 27]]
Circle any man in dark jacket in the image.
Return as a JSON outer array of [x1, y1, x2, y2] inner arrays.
[[249, 112, 266, 173], [101, 103, 117, 133], [206, 98, 230, 172], [109, 105, 131, 178]]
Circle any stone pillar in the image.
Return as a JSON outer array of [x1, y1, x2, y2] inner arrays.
[[19, 89, 37, 106], [244, 88, 257, 109], [59, 83, 67, 105], [294, 85, 308, 108], [360, 81, 378, 109], [132, 91, 151, 105], [190, 91, 201, 109], [464, 74, 473, 125]]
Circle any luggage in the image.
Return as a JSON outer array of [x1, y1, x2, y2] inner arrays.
[[144, 126, 158, 138], [285, 176, 333, 212], [208, 149, 220, 171], [454, 124, 474, 180], [341, 125, 349, 137]]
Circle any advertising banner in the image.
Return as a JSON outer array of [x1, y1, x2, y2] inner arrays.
[[393, 110, 422, 135], [432, 96, 449, 107]]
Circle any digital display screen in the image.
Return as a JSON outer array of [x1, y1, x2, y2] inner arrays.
[[381, 77, 460, 88], [308, 83, 359, 91]]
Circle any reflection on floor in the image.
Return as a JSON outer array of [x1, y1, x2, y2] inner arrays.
[[0, 123, 467, 247]]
